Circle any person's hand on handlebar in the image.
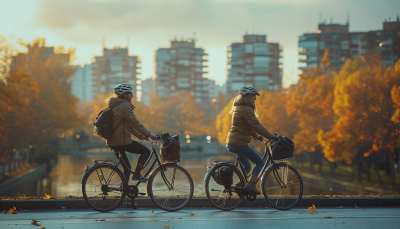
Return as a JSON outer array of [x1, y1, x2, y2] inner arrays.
[[148, 133, 159, 141], [271, 134, 279, 141]]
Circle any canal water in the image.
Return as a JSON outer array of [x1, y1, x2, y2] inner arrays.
[[1, 149, 368, 197]]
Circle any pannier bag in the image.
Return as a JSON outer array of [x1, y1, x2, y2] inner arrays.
[[270, 136, 295, 160], [212, 166, 233, 189], [159, 132, 181, 162], [93, 107, 121, 140]]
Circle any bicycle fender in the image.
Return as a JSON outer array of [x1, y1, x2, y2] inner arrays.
[[80, 164, 98, 184], [80, 162, 116, 184], [203, 163, 231, 182]]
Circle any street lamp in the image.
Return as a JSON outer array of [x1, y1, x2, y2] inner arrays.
[[379, 41, 394, 67]]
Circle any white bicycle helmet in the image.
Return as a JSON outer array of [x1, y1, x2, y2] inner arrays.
[[114, 83, 133, 96], [239, 87, 260, 96]]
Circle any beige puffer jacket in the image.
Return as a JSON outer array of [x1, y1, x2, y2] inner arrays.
[[226, 96, 275, 146], [106, 98, 151, 146]]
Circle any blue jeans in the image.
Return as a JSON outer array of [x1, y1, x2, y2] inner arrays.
[[226, 144, 265, 176]]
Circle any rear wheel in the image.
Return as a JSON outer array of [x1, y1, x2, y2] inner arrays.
[[147, 163, 194, 211], [205, 164, 246, 211], [82, 164, 127, 212], [261, 163, 303, 210]]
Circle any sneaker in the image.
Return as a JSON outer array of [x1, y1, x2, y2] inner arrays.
[[244, 182, 261, 195], [132, 174, 149, 182]]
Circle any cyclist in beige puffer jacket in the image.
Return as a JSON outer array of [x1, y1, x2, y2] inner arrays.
[[226, 87, 278, 194], [106, 83, 158, 182]]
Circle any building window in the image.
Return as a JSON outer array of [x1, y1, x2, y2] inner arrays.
[[245, 45, 253, 53], [319, 41, 326, 50], [341, 41, 349, 50]]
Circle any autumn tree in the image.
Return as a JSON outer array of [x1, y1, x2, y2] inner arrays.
[[320, 58, 400, 185], [1, 38, 85, 163], [287, 49, 335, 172]]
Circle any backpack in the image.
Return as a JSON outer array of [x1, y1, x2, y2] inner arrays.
[[159, 132, 181, 162], [93, 107, 122, 140], [270, 136, 295, 160], [212, 166, 233, 189]]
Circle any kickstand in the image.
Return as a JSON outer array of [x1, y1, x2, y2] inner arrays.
[[127, 198, 137, 209]]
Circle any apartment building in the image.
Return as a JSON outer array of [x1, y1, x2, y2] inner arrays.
[[71, 64, 93, 104], [155, 39, 210, 103], [226, 34, 283, 97], [92, 47, 141, 98], [141, 77, 155, 106], [298, 17, 400, 72]]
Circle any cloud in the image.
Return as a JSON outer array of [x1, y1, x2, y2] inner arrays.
[[35, 0, 304, 45]]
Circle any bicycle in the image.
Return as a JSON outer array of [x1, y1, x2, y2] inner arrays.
[[204, 137, 303, 211], [81, 135, 194, 212]]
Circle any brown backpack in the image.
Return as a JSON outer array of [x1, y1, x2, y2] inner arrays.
[[159, 133, 181, 162]]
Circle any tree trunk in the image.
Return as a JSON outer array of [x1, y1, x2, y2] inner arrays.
[[357, 151, 362, 182], [309, 152, 314, 172], [318, 152, 322, 173], [390, 153, 396, 187], [374, 152, 383, 185], [329, 162, 336, 178], [367, 154, 371, 183]]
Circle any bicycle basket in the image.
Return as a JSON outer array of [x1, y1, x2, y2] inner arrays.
[[270, 136, 294, 160]]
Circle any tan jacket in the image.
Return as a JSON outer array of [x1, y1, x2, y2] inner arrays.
[[106, 98, 151, 146], [226, 98, 274, 146]]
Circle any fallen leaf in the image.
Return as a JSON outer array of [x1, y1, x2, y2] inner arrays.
[[193, 218, 196, 219], [132, 219, 135, 221], [324, 216, 332, 218], [362, 208, 366, 210], [112, 219, 115, 220], [99, 219, 106, 221], [143, 216, 145, 218], [179, 218, 183, 219], [31, 219, 42, 226], [189, 213, 195, 216], [70, 215, 75, 217], [154, 219, 158, 221], [151, 210, 154, 213], [124, 215, 130, 218], [164, 224, 170, 228], [41, 227, 45, 229], [343, 222, 345, 224], [355, 204, 359, 209], [298, 212, 302, 214], [3, 211, 7, 214], [44, 193, 52, 199], [307, 204, 317, 214], [8, 206, 18, 214]]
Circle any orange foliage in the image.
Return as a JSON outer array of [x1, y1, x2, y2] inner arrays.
[[319, 59, 400, 161], [288, 49, 335, 155]]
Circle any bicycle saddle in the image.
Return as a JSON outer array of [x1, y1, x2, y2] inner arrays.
[[212, 160, 235, 165], [227, 149, 237, 154]]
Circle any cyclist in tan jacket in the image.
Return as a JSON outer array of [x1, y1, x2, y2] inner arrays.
[[226, 87, 278, 194], [107, 83, 158, 182]]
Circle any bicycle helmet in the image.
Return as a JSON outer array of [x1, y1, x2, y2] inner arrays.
[[114, 83, 133, 96], [239, 87, 260, 96]]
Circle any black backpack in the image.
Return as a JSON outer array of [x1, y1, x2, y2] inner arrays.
[[93, 107, 122, 140], [212, 166, 233, 189]]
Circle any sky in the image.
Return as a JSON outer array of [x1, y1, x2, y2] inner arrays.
[[1, 0, 399, 87]]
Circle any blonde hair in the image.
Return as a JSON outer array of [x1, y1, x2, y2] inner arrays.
[[229, 94, 259, 117], [104, 93, 118, 104]]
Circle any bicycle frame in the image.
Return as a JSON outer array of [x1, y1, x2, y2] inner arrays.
[[233, 138, 288, 187]]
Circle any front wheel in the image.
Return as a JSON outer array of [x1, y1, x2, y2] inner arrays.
[[261, 163, 303, 210], [147, 163, 194, 211], [82, 164, 127, 212]]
